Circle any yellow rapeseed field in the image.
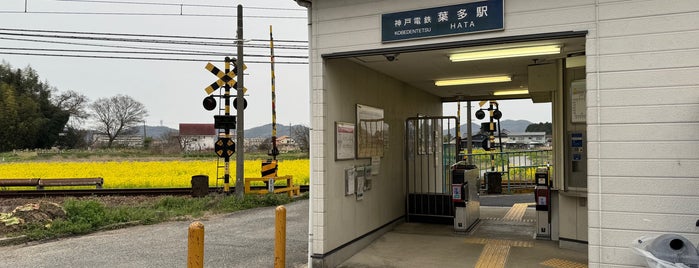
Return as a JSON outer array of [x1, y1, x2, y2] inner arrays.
[[0, 159, 309, 188]]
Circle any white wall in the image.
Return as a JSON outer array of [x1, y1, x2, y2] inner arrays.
[[306, 0, 699, 266], [588, 0, 699, 266], [310, 58, 441, 257]]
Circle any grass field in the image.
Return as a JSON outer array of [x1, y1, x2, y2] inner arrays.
[[0, 159, 310, 188]]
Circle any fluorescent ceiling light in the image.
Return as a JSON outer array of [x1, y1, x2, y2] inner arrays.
[[450, 45, 561, 62], [493, 89, 529, 96], [435, 75, 511, 86]]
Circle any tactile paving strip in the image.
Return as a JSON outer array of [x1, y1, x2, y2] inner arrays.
[[466, 238, 534, 268], [540, 258, 588, 268], [503, 202, 535, 221]]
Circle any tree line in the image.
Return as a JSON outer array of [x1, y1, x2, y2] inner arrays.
[[0, 61, 148, 151]]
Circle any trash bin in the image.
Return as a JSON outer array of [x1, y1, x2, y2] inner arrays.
[[486, 172, 502, 194], [191, 175, 209, 197], [631, 234, 699, 268]]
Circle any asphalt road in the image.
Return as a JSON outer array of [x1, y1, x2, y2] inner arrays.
[[0, 193, 531, 268], [0, 199, 309, 268]]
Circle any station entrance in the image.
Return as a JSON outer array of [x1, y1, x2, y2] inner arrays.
[[318, 31, 590, 266]]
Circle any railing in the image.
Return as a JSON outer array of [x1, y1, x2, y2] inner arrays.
[[459, 149, 552, 193], [244, 175, 300, 197], [0, 177, 104, 190]]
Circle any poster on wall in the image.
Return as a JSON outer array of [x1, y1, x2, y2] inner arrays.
[[335, 122, 356, 160], [345, 167, 356, 195], [355, 166, 365, 200], [570, 80, 586, 123], [356, 104, 384, 158]]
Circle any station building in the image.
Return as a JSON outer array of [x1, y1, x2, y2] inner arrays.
[[292, 0, 699, 267]]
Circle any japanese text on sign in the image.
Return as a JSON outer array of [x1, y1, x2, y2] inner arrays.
[[381, 0, 503, 42]]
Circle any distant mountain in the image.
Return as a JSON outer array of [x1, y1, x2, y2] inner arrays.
[[131, 124, 303, 140], [245, 123, 300, 138], [498, 119, 535, 133], [133, 120, 537, 140], [134, 126, 177, 139]]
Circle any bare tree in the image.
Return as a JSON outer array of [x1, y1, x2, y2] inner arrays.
[[177, 135, 195, 151], [90, 95, 148, 148], [291, 125, 310, 152], [53, 90, 89, 127]]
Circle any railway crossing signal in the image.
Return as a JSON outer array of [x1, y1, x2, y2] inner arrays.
[[215, 137, 235, 157], [204, 62, 235, 95], [201, 54, 249, 195], [203, 62, 248, 96]]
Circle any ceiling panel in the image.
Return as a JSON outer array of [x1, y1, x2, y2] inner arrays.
[[348, 37, 585, 102]]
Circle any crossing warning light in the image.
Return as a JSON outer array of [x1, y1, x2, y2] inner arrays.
[[233, 97, 248, 110], [203, 96, 217, 111]]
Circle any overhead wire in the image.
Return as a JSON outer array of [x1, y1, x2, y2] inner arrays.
[[0, 47, 308, 59], [0, 31, 308, 49], [53, 0, 306, 12], [0, 3, 309, 63], [0, 36, 234, 55], [0, 27, 308, 44], [0, 51, 307, 64], [0, 10, 306, 19]]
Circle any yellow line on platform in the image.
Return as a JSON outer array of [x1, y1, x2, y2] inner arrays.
[[540, 258, 588, 268], [503, 202, 535, 221], [467, 238, 534, 268], [475, 243, 511, 268]]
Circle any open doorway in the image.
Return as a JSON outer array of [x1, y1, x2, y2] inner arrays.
[[322, 31, 588, 265]]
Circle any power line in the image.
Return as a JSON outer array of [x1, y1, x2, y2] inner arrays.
[[0, 36, 233, 55], [0, 31, 308, 49], [0, 46, 308, 59], [53, 0, 306, 12], [0, 36, 224, 55], [0, 27, 308, 44], [0, 51, 308, 64], [0, 10, 307, 19]]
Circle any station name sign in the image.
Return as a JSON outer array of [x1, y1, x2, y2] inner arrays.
[[381, 0, 504, 43]]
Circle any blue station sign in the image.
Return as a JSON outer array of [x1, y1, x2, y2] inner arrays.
[[381, 0, 504, 43]]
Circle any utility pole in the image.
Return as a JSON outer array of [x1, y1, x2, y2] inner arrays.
[[235, 4, 245, 198]]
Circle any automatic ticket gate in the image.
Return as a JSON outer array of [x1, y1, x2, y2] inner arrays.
[[452, 162, 480, 232]]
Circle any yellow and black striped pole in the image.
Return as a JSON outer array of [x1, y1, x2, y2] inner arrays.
[[223, 57, 231, 193], [269, 25, 279, 159], [489, 101, 496, 171], [262, 25, 280, 191]]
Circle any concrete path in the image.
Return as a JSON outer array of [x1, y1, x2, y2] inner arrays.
[[0, 199, 309, 268], [338, 204, 588, 268]]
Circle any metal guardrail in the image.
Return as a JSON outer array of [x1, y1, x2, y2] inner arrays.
[[0, 177, 104, 190], [244, 175, 301, 197], [459, 149, 552, 193]]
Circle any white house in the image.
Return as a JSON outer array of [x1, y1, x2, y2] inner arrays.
[[178, 123, 216, 152]]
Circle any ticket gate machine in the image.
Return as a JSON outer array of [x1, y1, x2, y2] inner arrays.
[[535, 167, 551, 239], [452, 162, 480, 232]]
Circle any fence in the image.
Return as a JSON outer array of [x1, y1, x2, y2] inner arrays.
[[459, 149, 552, 193]]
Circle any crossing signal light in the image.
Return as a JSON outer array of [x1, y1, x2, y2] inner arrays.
[[233, 97, 247, 110], [203, 96, 217, 111], [475, 109, 486, 120], [493, 110, 503, 120]]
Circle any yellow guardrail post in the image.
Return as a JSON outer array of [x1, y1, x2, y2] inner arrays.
[[188, 221, 205, 268], [274, 205, 286, 268]]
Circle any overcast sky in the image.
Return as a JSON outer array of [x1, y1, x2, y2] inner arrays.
[[0, 0, 551, 130]]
